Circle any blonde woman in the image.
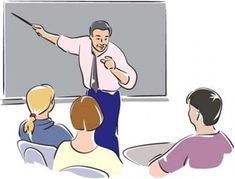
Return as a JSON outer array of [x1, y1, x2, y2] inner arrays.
[[19, 84, 73, 148], [53, 96, 122, 176]]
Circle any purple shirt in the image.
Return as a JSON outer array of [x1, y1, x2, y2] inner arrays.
[[159, 131, 233, 173], [57, 36, 137, 92]]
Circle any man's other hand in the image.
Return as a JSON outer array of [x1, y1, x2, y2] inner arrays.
[[100, 56, 116, 70]]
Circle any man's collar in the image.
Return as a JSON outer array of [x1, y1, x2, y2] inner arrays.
[[91, 44, 109, 57]]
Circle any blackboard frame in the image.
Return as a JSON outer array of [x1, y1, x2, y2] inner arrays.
[[2, 1, 167, 104]]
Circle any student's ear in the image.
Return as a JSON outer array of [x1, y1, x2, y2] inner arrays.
[[197, 112, 203, 122], [196, 111, 201, 121], [49, 100, 55, 111]]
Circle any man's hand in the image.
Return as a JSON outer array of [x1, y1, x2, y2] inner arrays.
[[101, 56, 129, 85], [32, 24, 59, 44], [100, 56, 116, 70], [32, 24, 45, 37]]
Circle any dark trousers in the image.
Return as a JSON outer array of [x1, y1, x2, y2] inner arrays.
[[87, 89, 120, 157]]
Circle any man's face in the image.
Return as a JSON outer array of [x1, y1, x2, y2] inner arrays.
[[90, 29, 110, 52]]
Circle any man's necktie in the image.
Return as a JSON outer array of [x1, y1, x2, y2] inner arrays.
[[90, 53, 99, 92]]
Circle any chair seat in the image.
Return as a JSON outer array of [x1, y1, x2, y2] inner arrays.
[[61, 165, 109, 178]]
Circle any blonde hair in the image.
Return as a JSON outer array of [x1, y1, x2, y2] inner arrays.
[[24, 84, 55, 140], [70, 96, 103, 131]]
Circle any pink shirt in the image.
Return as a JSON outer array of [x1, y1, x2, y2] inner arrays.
[[57, 35, 137, 92], [158, 131, 233, 173]]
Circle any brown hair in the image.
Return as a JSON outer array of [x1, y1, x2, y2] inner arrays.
[[70, 96, 103, 131]]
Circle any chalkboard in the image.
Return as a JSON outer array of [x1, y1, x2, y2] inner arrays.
[[4, 1, 166, 102]]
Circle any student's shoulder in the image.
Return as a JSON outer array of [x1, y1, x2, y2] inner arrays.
[[47, 122, 72, 138], [217, 131, 234, 149], [19, 119, 27, 130], [57, 141, 71, 150], [171, 134, 196, 150], [97, 147, 120, 160], [52, 122, 71, 132], [176, 134, 195, 143], [53, 122, 68, 130], [98, 146, 114, 153], [54, 141, 72, 161], [218, 131, 231, 139]]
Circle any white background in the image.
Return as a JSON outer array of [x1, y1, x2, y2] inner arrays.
[[1, 0, 235, 178]]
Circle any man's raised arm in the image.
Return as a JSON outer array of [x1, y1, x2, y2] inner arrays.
[[32, 24, 59, 45]]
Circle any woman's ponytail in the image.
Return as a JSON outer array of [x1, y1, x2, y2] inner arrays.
[[24, 113, 36, 141]]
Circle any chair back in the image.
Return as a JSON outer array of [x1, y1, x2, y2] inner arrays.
[[17, 140, 57, 169]]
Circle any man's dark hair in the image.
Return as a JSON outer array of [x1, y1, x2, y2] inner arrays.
[[89, 20, 112, 36], [186, 88, 222, 126]]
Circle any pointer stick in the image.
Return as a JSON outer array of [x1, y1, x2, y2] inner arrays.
[[11, 13, 33, 27]]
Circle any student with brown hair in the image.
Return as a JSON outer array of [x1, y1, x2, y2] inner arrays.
[[53, 96, 122, 176]]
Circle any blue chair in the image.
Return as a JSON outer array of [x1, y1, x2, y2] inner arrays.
[[61, 165, 109, 178], [17, 140, 56, 169]]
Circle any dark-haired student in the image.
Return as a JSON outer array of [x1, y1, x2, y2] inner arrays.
[[149, 88, 233, 177]]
